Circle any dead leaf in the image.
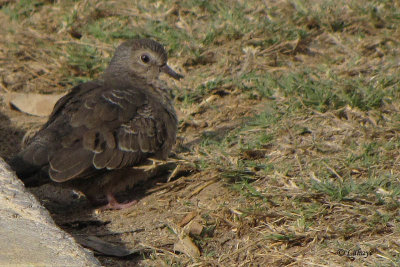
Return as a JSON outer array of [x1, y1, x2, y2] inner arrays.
[[168, 222, 201, 258], [179, 211, 198, 227], [186, 221, 203, 236], [8, 92, 65, 117], [173, 234, 200, 258]]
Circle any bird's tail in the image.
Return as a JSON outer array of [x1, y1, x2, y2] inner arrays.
[[8, 153, 50, 187]]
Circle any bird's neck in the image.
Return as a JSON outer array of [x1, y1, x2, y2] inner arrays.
[[103, 63, 174, 108], [103, 64, 137, 84], [103, 69, 173, 104]]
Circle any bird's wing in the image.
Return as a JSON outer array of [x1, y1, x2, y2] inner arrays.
[[11, 81, 102, 180], [47, 84, 177, 182], [44, 80, 103, 128]]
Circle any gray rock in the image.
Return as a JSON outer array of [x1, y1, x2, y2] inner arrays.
[[0, 158, 100, 266]]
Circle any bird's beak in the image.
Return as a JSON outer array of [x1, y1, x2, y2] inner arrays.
[[160, 64, 184, 80]]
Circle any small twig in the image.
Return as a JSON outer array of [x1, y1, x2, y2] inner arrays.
[[322, 161, 343, 183], [139, 242, 179, 258], [219, 238, 263, 262], [147, 174, 187, 193], [167, 164, 181, 182], [295, 154, 303, 173], [188, 177, 218, 198], [212, 213, 238, 228], [0, 82, 10, 93]]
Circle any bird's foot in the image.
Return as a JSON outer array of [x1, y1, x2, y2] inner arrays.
[[97, 193, 137, 210]]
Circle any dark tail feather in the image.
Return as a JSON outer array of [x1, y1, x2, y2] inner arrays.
[[8, 155, 40, 178], [8, 155, 49, 187]]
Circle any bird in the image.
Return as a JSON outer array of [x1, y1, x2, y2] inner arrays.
[[9, 38, 183, 210]]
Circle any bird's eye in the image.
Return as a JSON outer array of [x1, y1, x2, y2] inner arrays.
[[141, 54, 150, 63]]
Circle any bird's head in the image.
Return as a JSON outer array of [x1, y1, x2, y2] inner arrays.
[[105, 39, 183, 83]]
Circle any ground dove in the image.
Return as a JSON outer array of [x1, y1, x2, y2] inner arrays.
[[9, 39, 182, 209]]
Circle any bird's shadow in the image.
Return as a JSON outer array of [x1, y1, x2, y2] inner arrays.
[[28, 169, 174, 265]]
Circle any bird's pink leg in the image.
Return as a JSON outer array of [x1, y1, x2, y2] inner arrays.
[[98, 193, 138, 210]]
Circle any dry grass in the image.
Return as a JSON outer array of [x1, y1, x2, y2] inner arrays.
[[1, 0, 400, 266]]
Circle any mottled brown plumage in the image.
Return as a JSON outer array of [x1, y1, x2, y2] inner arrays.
[[9, 39, 183, 209]]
